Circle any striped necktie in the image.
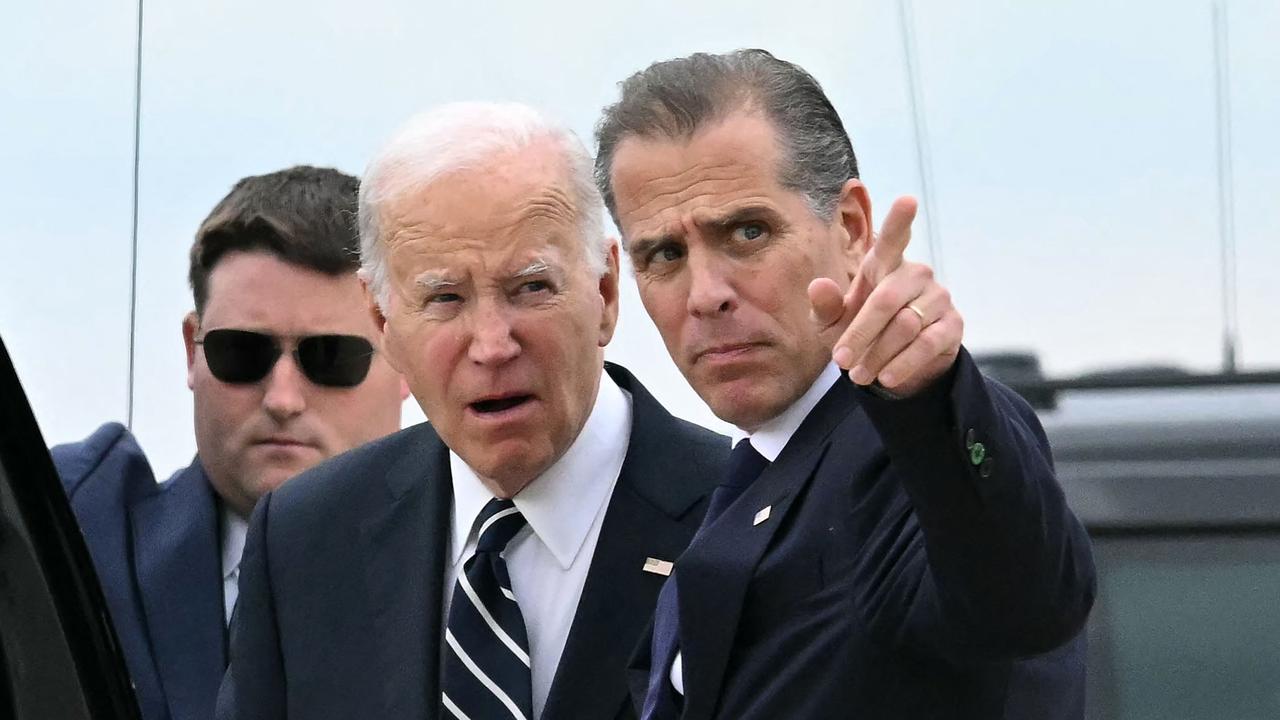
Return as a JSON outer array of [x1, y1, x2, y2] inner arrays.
[[442, 498, 533, 720]]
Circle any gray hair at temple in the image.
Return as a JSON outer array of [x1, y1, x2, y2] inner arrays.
[[358, 101, 608, 309], [594, 48, 859, 228]]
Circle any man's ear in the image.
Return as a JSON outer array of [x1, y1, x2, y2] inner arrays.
[[834, 179, 874, 277], [361, 275, 404, 374], [361, 275, 388, 335], [182, 312, 199, 390], [597, 240, 621, 347]]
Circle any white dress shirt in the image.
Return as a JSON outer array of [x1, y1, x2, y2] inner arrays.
[[670, 362, 841, 695], [221, 505, 249, 626], [444, 372, 633, 719]]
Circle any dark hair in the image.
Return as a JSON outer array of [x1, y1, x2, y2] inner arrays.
[[594, 48, 858, 224], [189, 165, 360, 315]]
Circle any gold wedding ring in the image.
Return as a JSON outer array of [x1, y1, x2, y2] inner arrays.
[[907, 303, 927, 330]]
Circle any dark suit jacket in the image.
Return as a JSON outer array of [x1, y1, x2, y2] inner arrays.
[[218, 363, 727, 720], [52, 423, 227, 720], [630, 349, 1096, 719]]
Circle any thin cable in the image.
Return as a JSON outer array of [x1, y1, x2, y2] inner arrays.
[[126, 0, 144, 427], [1212, 0, 1238, 373], [898, 0, 944, 279]]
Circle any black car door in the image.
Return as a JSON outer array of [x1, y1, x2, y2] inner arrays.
[[0, 334, 140, 719]]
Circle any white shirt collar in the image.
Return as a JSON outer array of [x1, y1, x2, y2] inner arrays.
[[731, 362, 841, 462], [449, 370, 632, 570], [221, 504, 249, 580]]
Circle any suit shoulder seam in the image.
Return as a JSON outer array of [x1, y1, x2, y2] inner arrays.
[[64, 430, 131, 501]]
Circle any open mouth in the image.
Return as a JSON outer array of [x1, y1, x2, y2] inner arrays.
[[470, 395, 534, 414]]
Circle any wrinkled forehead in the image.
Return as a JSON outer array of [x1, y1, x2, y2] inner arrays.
[[378, 164, 591, 293], [609, 113, 787, 238], [381, 145, 582, 250]]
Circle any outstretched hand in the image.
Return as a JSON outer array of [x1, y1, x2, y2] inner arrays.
[[808, 196, 963, 397]]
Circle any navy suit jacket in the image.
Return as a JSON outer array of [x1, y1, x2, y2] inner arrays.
[[52, 423, 227, 720], [218, 363, 728, 720], [630, 349, 1096, 719]]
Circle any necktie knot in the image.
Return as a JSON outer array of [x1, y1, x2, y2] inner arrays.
[[702, 439, 770, 525], [724, 439, 769, 489], [474, 497, 528, 553]]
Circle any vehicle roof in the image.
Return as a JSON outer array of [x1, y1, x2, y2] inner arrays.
[[1041, 384, 1280, 460], [1034, 384, 1280, 531]]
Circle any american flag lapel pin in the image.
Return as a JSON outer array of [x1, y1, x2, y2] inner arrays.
[[643, 557, 674, 576]]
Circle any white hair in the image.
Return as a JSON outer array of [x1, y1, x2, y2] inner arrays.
[[358, 101, 608, 309]]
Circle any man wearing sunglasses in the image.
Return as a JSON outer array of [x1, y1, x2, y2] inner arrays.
[[218, 104, 727, 720], [51, 165, 407, 720]]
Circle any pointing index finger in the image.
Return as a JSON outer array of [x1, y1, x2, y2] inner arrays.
[[863, 196, 917, 286], [838, 195, 919, 322], [831, 196, 920, 370]]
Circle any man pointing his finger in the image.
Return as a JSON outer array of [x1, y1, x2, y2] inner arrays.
[[596, 49, 1096, 719]]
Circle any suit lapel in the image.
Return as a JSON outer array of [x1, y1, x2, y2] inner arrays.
[[679, 377, 863, 720], [360, 425, 451, 719], [541, 475, 688, 719], [129, 461, 226, 720], [541, 365, 718, 720], [676, 457, 814, 720], [626, 619, 657, 717]]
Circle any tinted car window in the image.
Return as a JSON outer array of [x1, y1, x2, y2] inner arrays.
[[1087, 535, 1280, 720]]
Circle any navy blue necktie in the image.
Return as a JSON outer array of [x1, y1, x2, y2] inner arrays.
[[442, 498, 533, 720], [642, 439, 770, 720]]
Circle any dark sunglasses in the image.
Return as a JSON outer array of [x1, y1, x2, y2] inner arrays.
[[195, 329, 375, 388]]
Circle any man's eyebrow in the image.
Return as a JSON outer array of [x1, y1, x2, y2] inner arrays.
[[413, 271, 460, 292], [512, 259, 553, 278], [702, 204, 782, 232], [627, 234, 677, 259]]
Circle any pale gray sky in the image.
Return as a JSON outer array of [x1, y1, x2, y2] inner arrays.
[[2, 0, 1276, 477]]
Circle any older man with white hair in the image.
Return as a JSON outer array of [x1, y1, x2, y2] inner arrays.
[[216, 103, 727, 720]]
